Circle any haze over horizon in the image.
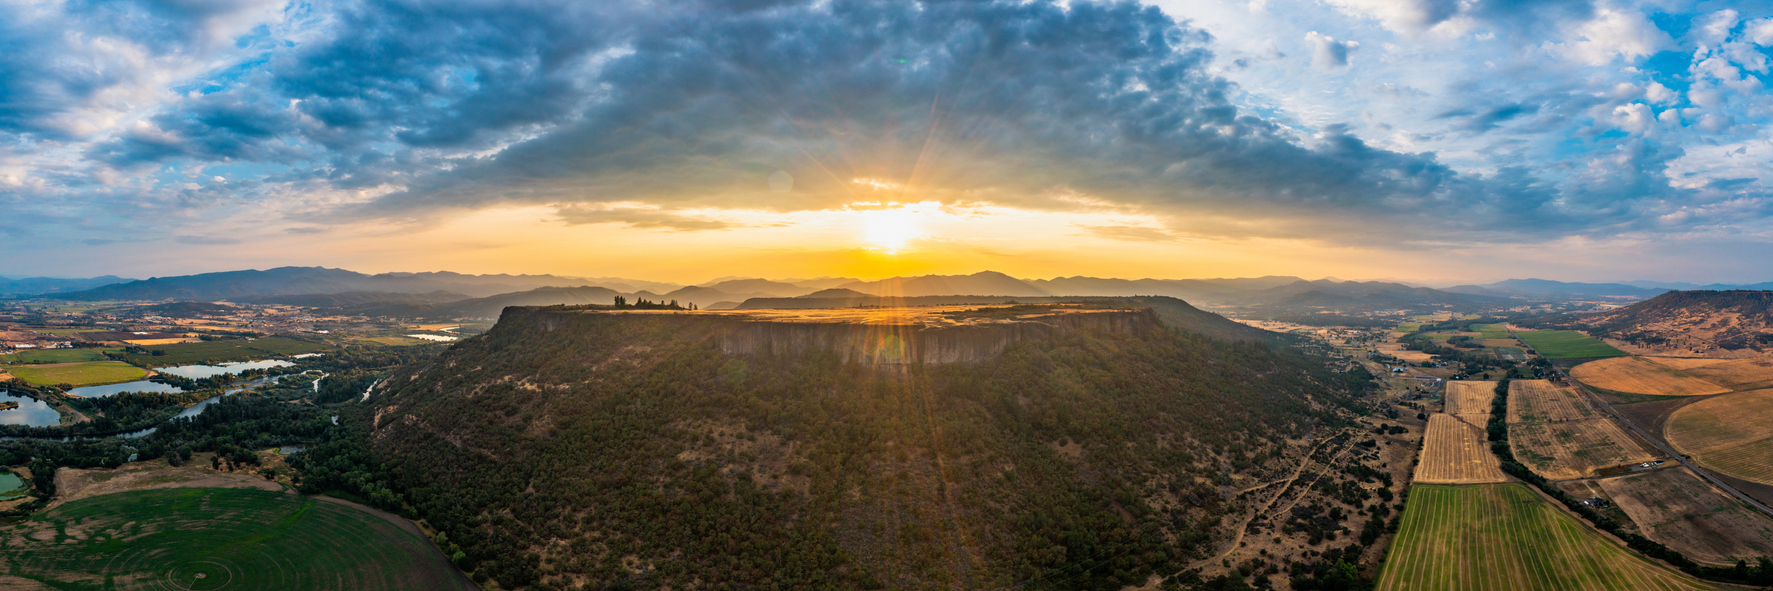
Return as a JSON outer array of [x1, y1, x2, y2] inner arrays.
[[4, 0, 1773, 284]]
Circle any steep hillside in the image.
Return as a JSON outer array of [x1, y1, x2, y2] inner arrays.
[[1576, 290, 1773, 353], [0, 275, 134, 296], [363, 305, 1368, 590]]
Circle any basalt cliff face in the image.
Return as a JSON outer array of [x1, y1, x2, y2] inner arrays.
[[364, 303, 1364, 591]]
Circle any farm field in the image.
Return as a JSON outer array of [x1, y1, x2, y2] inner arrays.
[[1665, 388, 1773, 485], [1506, 380, 1659, 479], [1376, 483, 1712, 590], [1685, 358, 1773, 391], [1643, 357, 1733, 371], [6, 360, 147, 386], [1516, 330, 1627, 359], [1443, 380, 1497, 421], [1493, 346, 1528, 361], [1570, 356, 1730, 397], [1599, 467, 1773, 565], [1414, 414, 1507, 484], [1470, 323, 1513, 339], [0, 487, 476, 591], [0, 348, 115, 364], [116, 336, 328, 366]]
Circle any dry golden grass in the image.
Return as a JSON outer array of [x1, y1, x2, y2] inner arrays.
[[1667, 388, 1773, 485], [1414, 414, 1508, 484], [1443, 380, 1496, 423], [1600, 467, 1773, 565], [124, 338, 193, 346], [1687, 358, 1773, 391], [1571, 356, 1730, 397], [1643, 357, 1731, 370]]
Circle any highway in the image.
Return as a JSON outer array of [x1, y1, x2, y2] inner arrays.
[[1505, 325, 1773, 518]]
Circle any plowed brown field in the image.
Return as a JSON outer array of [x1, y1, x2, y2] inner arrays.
[[1571, 356, 1730, 397], [1415, 414, 1508, 484], [1600, 467, 1773, 565], [1643, 357, 1730, 370]]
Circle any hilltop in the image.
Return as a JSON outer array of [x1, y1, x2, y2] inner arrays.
[[360, 303, 1372, 590], [1572, 290, 1773, 354]]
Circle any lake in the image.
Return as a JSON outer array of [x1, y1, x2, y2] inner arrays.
[[66, 381, 183, 399], [406, 334, 457, 342], [0, 392, 60, 427], [0, 472, 24, 499], [159, 359, 295, 379]]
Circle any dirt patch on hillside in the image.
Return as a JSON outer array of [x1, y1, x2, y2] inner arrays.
[[673, 419, 811, 495], [51, 457, 287, 509]]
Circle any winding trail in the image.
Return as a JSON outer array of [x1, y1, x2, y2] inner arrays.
[[1192, 428, 1353, 567]]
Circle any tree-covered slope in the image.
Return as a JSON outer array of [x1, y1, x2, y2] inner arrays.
[[363, 307, 1368, 590], [1577, 290, 1773, 351]]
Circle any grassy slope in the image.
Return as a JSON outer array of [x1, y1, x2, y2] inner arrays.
[[1377, 483, 1710, 590], [1, 487, 474, 591]]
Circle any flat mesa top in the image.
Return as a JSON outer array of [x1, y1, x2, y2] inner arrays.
[[584, 304, 1138, 327]]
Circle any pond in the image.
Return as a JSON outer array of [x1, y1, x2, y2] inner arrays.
[[67, 380, 183, 399], [0, 391, 61, 427], [0, 472, 24, 499], [159, 359, 295, 379], [405, 334, 457, 342]]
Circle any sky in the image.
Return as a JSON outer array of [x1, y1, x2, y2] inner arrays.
[[1, 0, 1771, 285]]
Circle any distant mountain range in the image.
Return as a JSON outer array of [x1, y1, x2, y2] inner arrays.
[[18, 266, 1773, 320], [0, 275, 134, 296], [1443, 278, 1773, 299]]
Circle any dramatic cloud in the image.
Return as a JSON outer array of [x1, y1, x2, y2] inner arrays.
[[2, 0, 1772, 280]]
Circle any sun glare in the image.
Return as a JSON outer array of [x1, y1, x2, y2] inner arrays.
[[854, 204, 928, 254]]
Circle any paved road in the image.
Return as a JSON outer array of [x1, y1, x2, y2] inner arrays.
[[1505, 325, 1773, 519]]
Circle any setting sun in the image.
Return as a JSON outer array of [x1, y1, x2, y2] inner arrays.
[[853, 203, 929, 254]]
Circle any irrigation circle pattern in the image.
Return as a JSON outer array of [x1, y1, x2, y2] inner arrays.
[[161, 559, 238, 590]]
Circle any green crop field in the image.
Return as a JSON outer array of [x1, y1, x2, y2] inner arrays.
[[0, 488, 476, 590], [1469, 324, 1513, 339], [1493, 346, 1528, 361], [118, 336, 329, 367], [1515, 331, 1627, 359], [7, 360, 147, 386], [0, 348, 116, 364], [1397, 322, 1424, 333], [1377, 483, 1710, 590]]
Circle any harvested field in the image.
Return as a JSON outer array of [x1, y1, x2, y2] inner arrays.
[[1600, 467, 1773, 565], [1571, 357, 1730, 397], [1508, 380, 1598, 423], [1, 487, 476, 590], [1510, 421, 1659, 480], [1666, 388, 1773, 485], [1414, 414, 1507, 484], [1643, 357, 1731, 371], [1494, 346, 1528, 361], [1443, 380, 1497, 423], [1687, 357, 1773, 391], [1378, 342, 1434, 362], [1508, 380, 1659, 479], [1376, 483, 1712, 591]]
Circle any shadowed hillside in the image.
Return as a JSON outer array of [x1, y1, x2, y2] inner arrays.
[[360, 305, 1370, 590]]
